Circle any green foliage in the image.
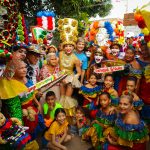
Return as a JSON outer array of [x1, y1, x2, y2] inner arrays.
[[17, 0, 112, 43]]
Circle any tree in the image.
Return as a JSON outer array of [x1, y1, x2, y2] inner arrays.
[[18, 0, 112, 25], [17, 0, 112, 43]]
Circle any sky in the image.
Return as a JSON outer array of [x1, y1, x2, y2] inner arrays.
[[90, 0, 150, 21]]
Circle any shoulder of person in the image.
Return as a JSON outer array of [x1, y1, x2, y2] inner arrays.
[[124, 111, 140, 125]]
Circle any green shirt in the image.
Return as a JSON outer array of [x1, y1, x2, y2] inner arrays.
[[43, 102, 62, 119]]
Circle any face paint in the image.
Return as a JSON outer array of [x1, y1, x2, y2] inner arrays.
[[94, 56, 103, 63], [111, 49, 119, 56], [85, 51, 91, 57]]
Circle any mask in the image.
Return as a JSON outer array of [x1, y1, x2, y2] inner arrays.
[[111, 49, 119, 56], [94, 56, 103, 63], [85, 51, 91, 57]]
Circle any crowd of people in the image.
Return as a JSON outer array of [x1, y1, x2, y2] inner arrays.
[[0, 31, 150, 150]]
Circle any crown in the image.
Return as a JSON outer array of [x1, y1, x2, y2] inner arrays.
[[58, 18, 78, 47]]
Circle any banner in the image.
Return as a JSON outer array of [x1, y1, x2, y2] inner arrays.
[[28, 71, 67, 93], [94, 66, 124, 74]]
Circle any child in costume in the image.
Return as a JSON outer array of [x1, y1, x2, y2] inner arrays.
[[42, 108, 72, 150], [106, 95, 149, 150], [122, 76, 143, 110], [75, 107, 90, 136], [102, 74, 119, 106], [82, 92, 117, 150], [0, 112, 38, 150], [79, 73, 101, 110], [70, 106, 91, 136], [43, 91, 62, 128]]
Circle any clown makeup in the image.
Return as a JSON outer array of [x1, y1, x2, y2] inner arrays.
[[85, 51, 91, 57], [111, 49, 120, 56], [94, 52, 103, 63], [64, 44, 74, 55], [111, 44, 120, 56]]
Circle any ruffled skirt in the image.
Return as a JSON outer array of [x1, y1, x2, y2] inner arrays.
[[64, 74, 81, 88]]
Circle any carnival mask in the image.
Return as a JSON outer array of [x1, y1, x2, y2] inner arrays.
[[111, 49, 120, 56], [85, 51, 91, 57], [94, 55, 103, 63]]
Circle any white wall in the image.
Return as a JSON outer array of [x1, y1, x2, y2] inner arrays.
[[124, 26, 141, 37]]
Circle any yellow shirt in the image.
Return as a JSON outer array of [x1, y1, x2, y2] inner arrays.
[[44, 120, 68, 141]]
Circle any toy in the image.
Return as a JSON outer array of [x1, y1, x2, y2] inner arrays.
[[0, 112, 31, 149], [22, 107, 37, 122]]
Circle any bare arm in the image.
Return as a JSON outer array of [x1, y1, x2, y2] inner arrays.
[[51, 130, 67, 150], [75, 59, 81, 77], [80, 70, 85, 84], [33, 97, 42, 113], [59, 127, 68, 144]]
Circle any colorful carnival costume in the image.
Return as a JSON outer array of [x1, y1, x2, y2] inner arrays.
[[102, 88, 119, 107], [105, 114, 149, 150], [59, 51, 80, 116], [122, 90, 144, 111], [20, 80, 45, 139], [79, 85, 101, 110], [82, 109, 117, 150], [0, 78, 28, 122], [118, 63, 142, 96], [0, 119, 31, 150], [139, 65, 150, 126]]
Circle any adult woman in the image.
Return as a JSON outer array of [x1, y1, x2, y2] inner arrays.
[[86, 47, 106, 85], [138, 42, 150, 128], [118, 45, 142, 95], [59, 42, 81, 118], [13, 60, 45, 138], [0, 59, 28, 122], [75, 37, 88, 84], [106, 95, 149, 150], [12, 44, 28, 61], [39, 53, 60, 105]]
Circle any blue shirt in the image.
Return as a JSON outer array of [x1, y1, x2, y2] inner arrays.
[[75, 52, 88, 70]]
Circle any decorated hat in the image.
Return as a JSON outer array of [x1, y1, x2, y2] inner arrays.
[[58, 18, 78, 48], [27, 44, 42, 55], [134, 2, 150, 47]]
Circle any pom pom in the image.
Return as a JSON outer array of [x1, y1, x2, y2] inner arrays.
[[144, 35, 150, 42], [134, 13, 143, 22], [138, 21, 146, 28], [93, 21, 99, 29], [147, 41, 150, 48], [141, 28, 150, 36]]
